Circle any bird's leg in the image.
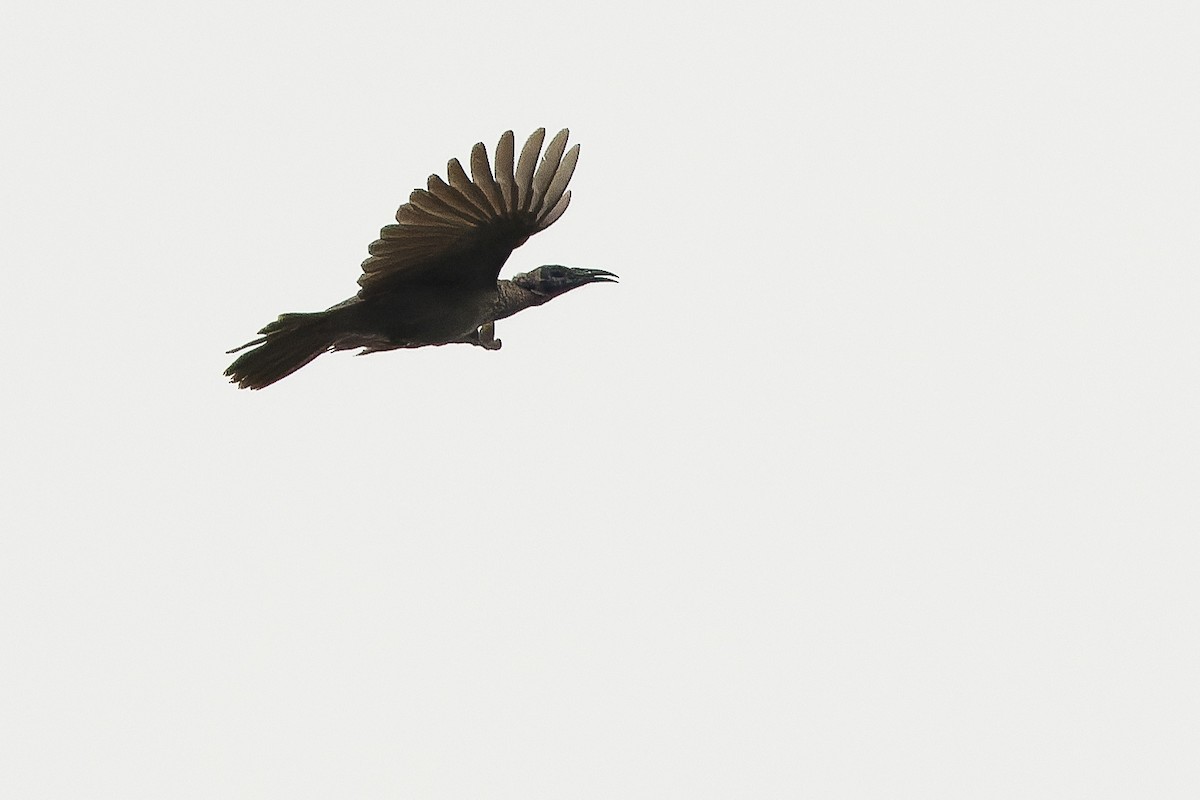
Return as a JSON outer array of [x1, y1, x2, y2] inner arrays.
[[461, 321, 502, 350], [477, 321, 502, 350]]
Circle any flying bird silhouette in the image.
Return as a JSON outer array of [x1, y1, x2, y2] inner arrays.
[[225, 128, 615, 389]]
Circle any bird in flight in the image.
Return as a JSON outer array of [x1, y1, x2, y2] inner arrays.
[[225, 128, 616, 389]]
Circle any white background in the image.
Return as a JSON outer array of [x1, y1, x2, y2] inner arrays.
[[2, 1, 1198, 797]]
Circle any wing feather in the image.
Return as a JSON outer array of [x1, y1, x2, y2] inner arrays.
[[538, 143, 579, 223], [537, 190, 572, 231], [495, 130, 517, 213], [426, 174, 488, 222], [531, 128, 569, 212], [471, 143, 504, 214], [447, 157, 497, 217], [515, 128, 545, 213], [408, 187, 476, 225], [395, 200, 460, 228]]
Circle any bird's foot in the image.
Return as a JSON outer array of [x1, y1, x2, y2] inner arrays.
[[468, 322, 502, 350]]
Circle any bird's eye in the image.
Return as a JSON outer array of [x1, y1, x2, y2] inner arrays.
[[549, 269, 565, 279]]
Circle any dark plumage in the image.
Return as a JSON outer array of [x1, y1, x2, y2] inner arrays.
[[225, 128, 616, 389]]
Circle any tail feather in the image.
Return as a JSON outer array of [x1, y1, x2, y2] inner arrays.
[[224, 312, 335, 390]]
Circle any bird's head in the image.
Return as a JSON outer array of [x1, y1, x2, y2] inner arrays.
[[512, 265, 618, 298]]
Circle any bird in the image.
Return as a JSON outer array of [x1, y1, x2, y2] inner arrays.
[[224, 128, 616, 389]]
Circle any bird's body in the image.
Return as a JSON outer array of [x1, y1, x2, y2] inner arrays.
[[337, 285, 503, 350], [225, 128, 615, 389]]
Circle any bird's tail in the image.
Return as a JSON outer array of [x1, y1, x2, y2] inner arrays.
[[224, 312, 336, 390]]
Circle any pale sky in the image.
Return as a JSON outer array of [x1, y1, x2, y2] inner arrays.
[[2, 1, 1198, 797]]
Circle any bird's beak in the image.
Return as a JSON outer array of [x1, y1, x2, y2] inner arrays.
[[574, 268, 619, 284]]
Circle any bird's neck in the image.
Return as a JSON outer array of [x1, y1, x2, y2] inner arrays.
[[493, 280, 549, 321]]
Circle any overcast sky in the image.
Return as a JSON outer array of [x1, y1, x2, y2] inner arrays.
[[2, 1, 1198, 797]]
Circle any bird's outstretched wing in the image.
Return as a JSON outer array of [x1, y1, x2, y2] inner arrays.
[[357, 128, 579, 297]]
